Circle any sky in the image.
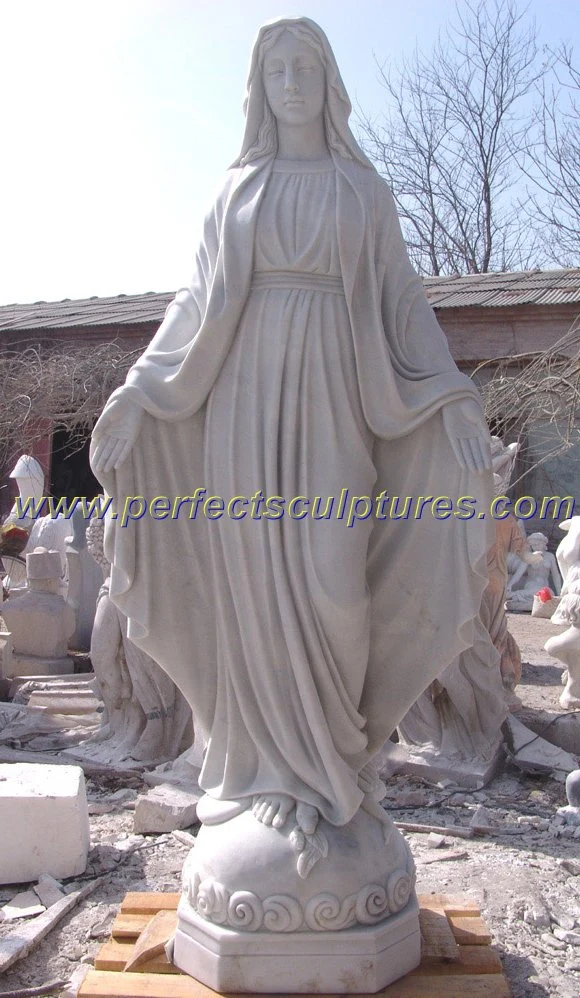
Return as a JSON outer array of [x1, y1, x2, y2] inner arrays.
[[0, 0, 578, 307]]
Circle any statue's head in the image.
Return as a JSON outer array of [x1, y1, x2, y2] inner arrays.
[[528, 531, 548, 552], [233, 16, 372, 169], [261, 28, 326, 132], [9, 454, 44, 490]]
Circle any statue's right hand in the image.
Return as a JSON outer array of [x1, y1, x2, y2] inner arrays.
[[91, 396, 143, 474]]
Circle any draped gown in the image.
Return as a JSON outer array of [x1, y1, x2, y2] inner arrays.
[[95, 154, 492, 831], [201, 159, 372, 824]]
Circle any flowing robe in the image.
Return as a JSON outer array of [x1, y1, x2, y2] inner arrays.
[[94, 154, 493, 826]]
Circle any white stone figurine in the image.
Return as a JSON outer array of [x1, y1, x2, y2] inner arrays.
[[6, 454, 71, 592], [397, 438, 522, 783], [506, 532, 561, 613], [90, 17, 492, 993], [545, 592, 580, 709], [1, 547, 75, 676], [556, 516, 580, 596], [73, 516, 192, 767]]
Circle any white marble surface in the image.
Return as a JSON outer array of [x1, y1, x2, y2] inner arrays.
[[0, 763, 89, 884], [89, 15, 494, 993], [545, 594, 580, 709]]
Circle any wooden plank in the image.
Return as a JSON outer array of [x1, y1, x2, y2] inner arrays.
[[419, 895, 482, 917], [111, 913, 152, 939], [125, 910, 178, 972], [380, 975, 509, 996], [120, 892, 180, 914], [418, 908, 460, 961], [413, 945, 503, 976], [79, 969, 227, 997], [80, 969, 509, 998], [94, 940, 180, 975], [448, 914, 492, 946]]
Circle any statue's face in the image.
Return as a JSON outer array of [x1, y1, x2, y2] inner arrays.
[[262, 31, 325, 130]]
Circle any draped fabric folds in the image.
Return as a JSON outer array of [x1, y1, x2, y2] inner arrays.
[[93, 155, 493, 826]]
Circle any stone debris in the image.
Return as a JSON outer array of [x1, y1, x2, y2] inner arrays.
[[548, 905, 576, 931], [553, 926, 580, 945], [171, 829, 197, 847], [559, 858, 580, 876], [33, 875, 66, 909], [567, 768, 580, 805], [419, 848, 469, 864], [523, 904, 551, 929], [469, 804, 495, 830], [133, 783, 200, 834], [426, 832, 446, 848], [540, 932, 567, 950], [1, 890, 46, 921], [59, 964, 90, 998], [504, 714, 578, 781]]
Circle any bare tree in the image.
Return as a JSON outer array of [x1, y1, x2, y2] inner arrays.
[[522, 47, 580, 266], [358, 0, 543, 275]]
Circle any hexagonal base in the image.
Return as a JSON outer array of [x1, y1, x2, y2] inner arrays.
[[173, 895, 421, 993]]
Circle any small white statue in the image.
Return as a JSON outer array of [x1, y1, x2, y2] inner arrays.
[[6, 455, 71, 592], [545, 592, 580, 709], [506, 532, 561, 613], [1, 547, 75, 676], [556, 516, 580, 596], [75, 516, 192, 766]]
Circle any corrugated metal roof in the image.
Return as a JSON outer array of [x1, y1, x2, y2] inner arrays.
[[0, 269, 579, 333], [0, 292, 173, 333], [423, 268, 580, 309]]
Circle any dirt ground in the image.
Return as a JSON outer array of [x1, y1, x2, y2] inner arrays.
[[1, 612, 579, 997]]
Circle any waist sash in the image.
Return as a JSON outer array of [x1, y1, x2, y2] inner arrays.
[[251, 271, 345, 295]]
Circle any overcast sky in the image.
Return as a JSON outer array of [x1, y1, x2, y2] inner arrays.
[[1, 0, 578, 306]]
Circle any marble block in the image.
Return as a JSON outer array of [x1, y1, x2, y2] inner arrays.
[[0, 763, 90, 884]]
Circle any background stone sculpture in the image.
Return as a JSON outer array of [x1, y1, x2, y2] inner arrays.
[[398, 437, 534, 781], [506, 531, 562, 613], [2, 547, 75, 677], [556, 516, 580, 596], [72, 516, 192, 766], [545, 590, 580, 709], [5, 455, 70, 593], [65, 507, 103, 651]]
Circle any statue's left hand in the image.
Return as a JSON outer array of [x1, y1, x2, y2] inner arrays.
[[442, 398, 492, 474]]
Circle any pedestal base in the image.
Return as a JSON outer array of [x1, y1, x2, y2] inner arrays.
[[173, 895, 421, 993]]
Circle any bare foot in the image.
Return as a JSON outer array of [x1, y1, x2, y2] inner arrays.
[[252, 793, 294, 829], [358, 762, 386, 800], [296, 802, 319, 836]]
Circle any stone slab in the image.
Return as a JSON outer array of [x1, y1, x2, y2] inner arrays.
[[9, 655, 74, 678], [504, 715, 578, 781], [0, 762, 90, 884], [397, 746, 504, 790], [133, 784, 200, 834], [173, 896, 421, 993]]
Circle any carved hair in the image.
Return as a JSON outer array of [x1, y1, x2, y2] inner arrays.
[[552, 592, 580, 626], [233, 17, 373, 169]]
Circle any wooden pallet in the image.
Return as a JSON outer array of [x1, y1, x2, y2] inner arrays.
[[79, 892, 510, 997]]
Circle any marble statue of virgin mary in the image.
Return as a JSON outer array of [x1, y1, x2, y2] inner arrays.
[[91, 17, 493, 833]]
